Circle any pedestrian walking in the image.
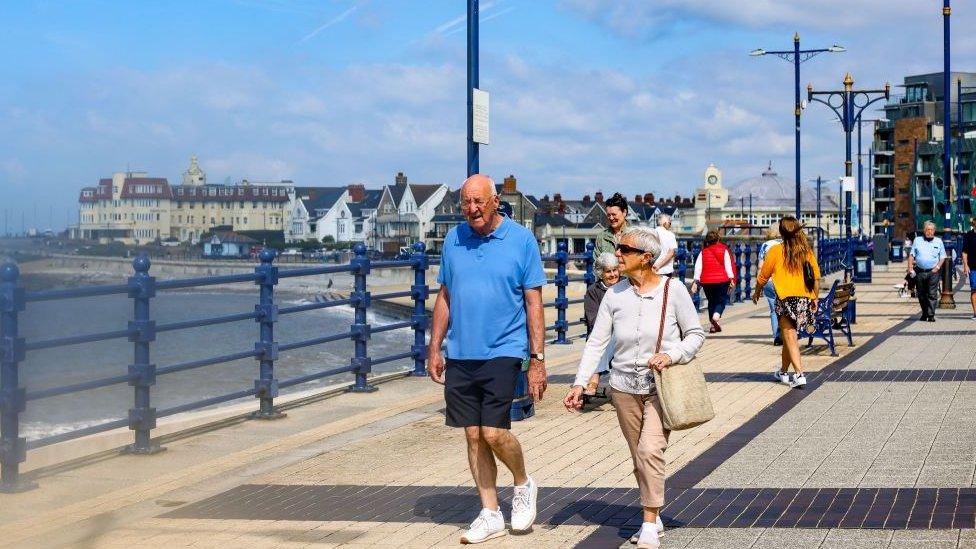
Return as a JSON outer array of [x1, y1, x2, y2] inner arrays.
[[594, 193, 630, 257], [427, 174, 548, 544], [582, 251, 620, 395], [962, 217, 976, 320], [908, 221, 946, 322], [564, 226, 705, 549], [752, 216, 820, 389], [757, 223, 783, 345], [690, 230, 736, 333], [653, 214, 678, 277]]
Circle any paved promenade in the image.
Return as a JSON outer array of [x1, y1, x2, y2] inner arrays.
[[1, 270, 975, 548]]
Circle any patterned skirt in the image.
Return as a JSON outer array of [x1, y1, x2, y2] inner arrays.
[[774, 296, 816, 332]]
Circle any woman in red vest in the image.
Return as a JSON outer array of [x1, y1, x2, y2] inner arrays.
[[690, 230, 737, 333]]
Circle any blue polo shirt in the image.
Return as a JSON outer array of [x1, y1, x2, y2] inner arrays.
[[437, 216, 547, 360], [911, 236, 946, 270]]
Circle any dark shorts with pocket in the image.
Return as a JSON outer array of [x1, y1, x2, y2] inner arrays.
[[444, 356, 522, 429]]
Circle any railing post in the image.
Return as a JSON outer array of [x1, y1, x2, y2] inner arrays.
[[349, 243, 376, 392], [0, 263, 33, 492], [124, 254, 163, 454], [583, 242, 595, 337], [743, 242, 753, 303], [554, 241, 569, 344], [733, 243, 744, 303], [253, 249, 284, 419], [676, 242, 687, 285], [410, 241, 429, 377]]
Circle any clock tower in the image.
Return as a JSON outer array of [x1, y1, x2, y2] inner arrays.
[[696, 163, 727, 210]]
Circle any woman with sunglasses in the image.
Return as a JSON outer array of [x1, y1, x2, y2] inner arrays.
[[564, 226, 705, 549]]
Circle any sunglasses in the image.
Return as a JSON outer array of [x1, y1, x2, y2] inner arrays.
[[615, 243, 648, 255]]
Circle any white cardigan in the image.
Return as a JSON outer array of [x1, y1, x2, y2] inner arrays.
[[574, 278, 706, 394]]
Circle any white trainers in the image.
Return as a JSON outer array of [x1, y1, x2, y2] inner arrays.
[[629, 516, 664, 543], [510, 476, 538, 532], [774, 370, 791, 385], [790, 374, 807, 388], [460, 508, 506, 544], [635, 522, 661, 548]]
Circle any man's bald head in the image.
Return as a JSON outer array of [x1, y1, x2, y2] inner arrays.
[[460, 174, 500, 236], [461, 174, 497, 197]]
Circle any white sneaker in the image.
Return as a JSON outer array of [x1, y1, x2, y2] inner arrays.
[[635, 522, 661, 548], [510, 476, 538, 532], [460, 508, 506, 544], [774, 371, 791, 385], [629, 516, 664, 543], [790, 374, 807, 388]]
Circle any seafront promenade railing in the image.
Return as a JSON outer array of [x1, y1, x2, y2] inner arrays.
[[672, 236, 855, 307], [0, 241, 595, 492]]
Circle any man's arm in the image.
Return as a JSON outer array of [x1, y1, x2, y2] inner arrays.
[[654, 248, 675, 270], [964, 251, 970, 274], [426, 286, 450, 384], [908, 241, 916, 273], [523, 286, 547, 401]]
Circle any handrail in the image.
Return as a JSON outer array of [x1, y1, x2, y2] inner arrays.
[[0, 239, 595, 493]]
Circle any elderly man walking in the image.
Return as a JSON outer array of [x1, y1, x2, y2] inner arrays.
[[428, 174, 548, 544], [908, 221, 946, 322], [654, 214, 678, 277]]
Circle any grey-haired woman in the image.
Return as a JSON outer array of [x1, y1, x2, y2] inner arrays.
[[565, 226, 705, 549], [581, 252, 620, 394]]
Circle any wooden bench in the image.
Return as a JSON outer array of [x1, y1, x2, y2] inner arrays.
[[798, 279, 855, 356]]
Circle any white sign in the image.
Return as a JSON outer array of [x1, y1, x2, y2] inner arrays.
[[840, 176, 855, 193], [472, 88, 490, 145]]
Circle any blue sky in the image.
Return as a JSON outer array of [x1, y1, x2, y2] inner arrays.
[[1, 0, 972, 231]]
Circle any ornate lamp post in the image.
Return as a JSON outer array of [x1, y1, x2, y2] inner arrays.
[[750, 34, 845, 218], [807, 74, 890, 240]]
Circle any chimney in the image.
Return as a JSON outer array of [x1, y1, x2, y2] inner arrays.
[[557, 201, 566, 215], [503, 174, 517, 193], [634, 194, 643, 204], [395, 171, 407, 185], [553, 192, 562, 203], [644, 193, 654, 204], [594, 191, 604, 203], [582, 194, 591, 206], [347, 184, 365, 203]]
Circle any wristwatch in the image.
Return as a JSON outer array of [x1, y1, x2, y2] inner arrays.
[[529, 352, 545, 361]]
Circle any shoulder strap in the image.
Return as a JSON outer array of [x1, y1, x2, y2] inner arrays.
[[655, 277, 671, 354]]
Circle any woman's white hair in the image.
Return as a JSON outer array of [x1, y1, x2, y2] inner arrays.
[[593, 252, 619, 277], [622, 226, 661, 262]]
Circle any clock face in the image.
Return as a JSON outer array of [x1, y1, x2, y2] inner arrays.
[[707, 175, 718, 184]]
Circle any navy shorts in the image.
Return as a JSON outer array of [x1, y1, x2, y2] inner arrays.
[[444, 357, 522, 429]]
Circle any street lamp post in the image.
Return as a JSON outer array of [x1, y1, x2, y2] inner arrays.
[[807, 74, 891, 241], [467, 0, 479, 177], [751, 34, 845, 218], [940, 0, 956, 308]]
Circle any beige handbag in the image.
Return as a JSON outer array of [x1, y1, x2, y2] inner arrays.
[[652, 278, 715, 431]]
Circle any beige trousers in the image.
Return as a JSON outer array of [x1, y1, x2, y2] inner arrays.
[[610, 389, 670, 508]]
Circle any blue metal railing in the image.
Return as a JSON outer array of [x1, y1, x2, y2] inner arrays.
[[673, 237, 856, 307], [0, 240, 594, 492]]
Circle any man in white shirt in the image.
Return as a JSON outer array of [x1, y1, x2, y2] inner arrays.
[[653, 214, 678, 276]]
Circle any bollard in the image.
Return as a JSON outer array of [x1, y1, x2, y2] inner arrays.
[[743, 243, 753, 302], [552, 241, 569, 344], [349, 243, 376, 392], [733, 243, 743, 303], [0, 263, 33, 492], [410, 241, 429, 377], [124, 255, 163, 454], [253, 249, 284, 419]]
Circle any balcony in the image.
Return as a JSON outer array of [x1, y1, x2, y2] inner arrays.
[[873, 188, 894, 200], [874, 164, 894, 176]]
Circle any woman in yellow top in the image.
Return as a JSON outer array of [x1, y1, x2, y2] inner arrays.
[[752, 216, 820, 389]]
